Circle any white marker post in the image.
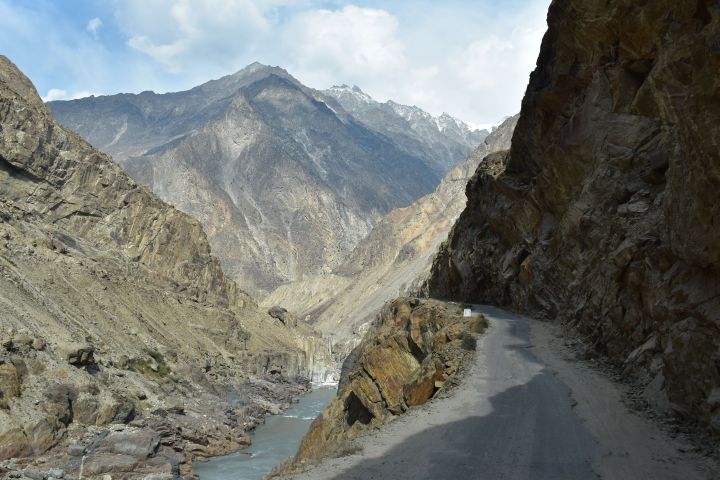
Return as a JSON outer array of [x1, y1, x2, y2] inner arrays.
[[463, 308, 472, 317]]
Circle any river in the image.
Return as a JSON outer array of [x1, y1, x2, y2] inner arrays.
[[194, 386, 337, 479]]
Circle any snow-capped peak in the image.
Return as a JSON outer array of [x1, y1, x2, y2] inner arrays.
[[327, 84, 375, 105]]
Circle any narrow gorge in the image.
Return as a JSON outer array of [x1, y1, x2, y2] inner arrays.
[[1, 0, 719, 479]]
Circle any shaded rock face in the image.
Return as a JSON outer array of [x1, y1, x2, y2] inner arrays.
[[280, 298, 484, 471], [49, 64, 477, 296], [262, 115, 517, 354], [428, 0, 720, 430], [0, 56, 333, 475]]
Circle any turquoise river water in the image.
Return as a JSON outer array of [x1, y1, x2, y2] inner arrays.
[[194, 387, 337, 479]]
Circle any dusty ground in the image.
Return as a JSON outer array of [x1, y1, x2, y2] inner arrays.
[[281, 305, 719, 480]]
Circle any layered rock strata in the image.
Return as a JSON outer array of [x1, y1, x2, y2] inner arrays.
[[0, 55, 332, 477], [274, 298, 486, 474], [428, 0, 720, 430], [49, 64, 482, 297]]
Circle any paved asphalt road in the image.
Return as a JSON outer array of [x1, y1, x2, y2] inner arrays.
[[289, 305, 715, 480]]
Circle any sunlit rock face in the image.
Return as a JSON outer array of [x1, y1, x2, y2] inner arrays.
[[428, 0, 720, 430], [0, 55, 333, 475], [49, 65, 483, 297]]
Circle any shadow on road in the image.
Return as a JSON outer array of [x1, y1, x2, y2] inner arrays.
[[330, 306, 600, 480]]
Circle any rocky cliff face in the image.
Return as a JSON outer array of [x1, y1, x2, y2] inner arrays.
[[0, 56, 332, 477], [274, 298, 485, 474], [263, 116, 517, 351], [49, 65, 480, 297], [428, 0, 720, 430]]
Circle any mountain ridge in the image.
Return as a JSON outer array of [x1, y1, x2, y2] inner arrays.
[[49, 64, 484, 296]]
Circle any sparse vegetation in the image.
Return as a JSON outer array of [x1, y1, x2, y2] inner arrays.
[[127, 349, 171, 378], [470, 314, 489, 334], [332, 443, 363, 458], [460, 332, 477, 351]]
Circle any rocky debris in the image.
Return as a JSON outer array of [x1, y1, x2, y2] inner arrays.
[[0, 55, 336, 477], [268, 306, 297, 327], [276, 298, 486, 473], [427, 0, 720, 432], [55, 342, 95, 368]]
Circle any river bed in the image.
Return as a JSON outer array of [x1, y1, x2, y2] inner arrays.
[[194, 386, 336, 479]]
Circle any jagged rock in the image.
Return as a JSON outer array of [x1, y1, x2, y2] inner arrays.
[[0, 421, 32, 460], [0, 55, 334, 473], [55, 342, 95, 367], [427, 0, 720, 431], [96, 429, 160, 458], [268, 306, 297, 327], [48, 65, 470, 297], [23, 416, 64, 454], [285, 298, 482, 469]]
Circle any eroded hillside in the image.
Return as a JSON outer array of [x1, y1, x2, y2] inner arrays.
[[0, 56, 331, 478], [264, 115, 517, 350], [49, 65, 484, 297]]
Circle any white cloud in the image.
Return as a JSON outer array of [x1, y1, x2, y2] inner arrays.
[[86, 17, 103, 37], [41, 88, 99, 102], [3, 1, 552, 126], [287, 6, 406, 78], [116, 0, 272, 72]]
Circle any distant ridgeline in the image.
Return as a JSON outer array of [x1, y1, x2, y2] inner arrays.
[[49, 64, 487, 297]]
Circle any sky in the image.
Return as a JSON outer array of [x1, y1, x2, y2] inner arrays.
[[0, 0, 551, 128]]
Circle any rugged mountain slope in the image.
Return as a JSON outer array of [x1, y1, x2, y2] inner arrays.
[[264, 115, 517, 347], [274, 298, 485, 475], [0, 56, 331, 477], [428, 0, 720, 430], [49, 65, 480, 296], [324, 85, 488, 173]]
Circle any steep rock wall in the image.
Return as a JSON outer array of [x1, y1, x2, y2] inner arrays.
[[428, 0, 720, 429]]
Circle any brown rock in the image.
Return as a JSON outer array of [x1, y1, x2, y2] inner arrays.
[[73, 394, 100, 425], [427, 0, 720, 431], [24, 415, 64, 454], [0, 419, 32, 460], [404, 358, 445, 407], [96, 429, 160, 459], [0, 363, 21, 399]]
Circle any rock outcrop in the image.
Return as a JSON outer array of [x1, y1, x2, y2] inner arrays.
[[49, 64, 482, 296], [275, 298, 486, 474], [263, 115, 517, 353], [0, 55, 332, 476], [428, 0, 720, 430]]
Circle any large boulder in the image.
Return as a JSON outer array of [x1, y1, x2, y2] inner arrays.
[[96, 429, 161, 459], [267, 306, 297, 327], [0, 415, 32, 460], [55, 342, 95, 367]]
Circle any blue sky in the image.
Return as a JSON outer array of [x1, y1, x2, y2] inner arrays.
[[0, 0, 550, 127]]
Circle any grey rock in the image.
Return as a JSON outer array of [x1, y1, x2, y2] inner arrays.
[[268, 306, 296, 327], [49, 64, 478, 296], [96, 429, 160, 459]]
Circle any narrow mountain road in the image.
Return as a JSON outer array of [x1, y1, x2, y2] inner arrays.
[[286, 305, 718, 480]]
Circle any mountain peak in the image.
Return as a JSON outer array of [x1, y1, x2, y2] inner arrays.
[[233, 61, 287, 77], [0, 55, 44, 109], [327, 84, 375, 105]]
